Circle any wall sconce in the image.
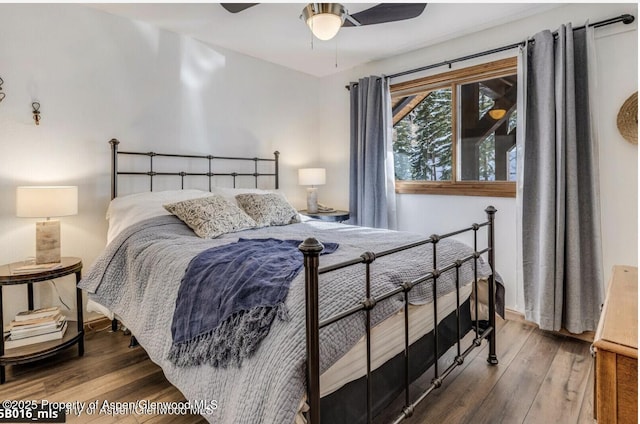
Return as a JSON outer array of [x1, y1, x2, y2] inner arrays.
[[32, 102, 41, 125], [0, 77, 5, 103]]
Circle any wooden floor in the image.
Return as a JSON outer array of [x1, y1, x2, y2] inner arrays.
[[0, 318, 594, 424], [377, 317, 595, 424], [0, 324, 206, 424]]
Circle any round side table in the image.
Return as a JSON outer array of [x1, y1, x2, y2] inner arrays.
[[299, 210, 350, 223], [0, 257, 84, 384]]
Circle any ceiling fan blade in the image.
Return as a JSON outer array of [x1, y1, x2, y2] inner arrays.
[[343, 3, 427, 27], [221, 3, 259, 14]]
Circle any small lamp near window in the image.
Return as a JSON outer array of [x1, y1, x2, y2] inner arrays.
[[16, 186, 78, 264], [298, 168, 326, 213]]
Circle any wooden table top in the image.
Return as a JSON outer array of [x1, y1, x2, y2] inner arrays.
[[0, 257, 82, 285], [594, 265, 638, 357]]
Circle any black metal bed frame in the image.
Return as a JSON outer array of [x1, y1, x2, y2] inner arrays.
[[107, 139, 498, 424], [300, 208, 498, 424], [109, 138, 279, 197]]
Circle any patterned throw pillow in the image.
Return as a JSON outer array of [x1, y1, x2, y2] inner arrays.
[[235, 193, 301, 227], [163, 195, 257, 238]]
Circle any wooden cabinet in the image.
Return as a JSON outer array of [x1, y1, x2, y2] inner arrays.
[[593, 265, 637, 423]]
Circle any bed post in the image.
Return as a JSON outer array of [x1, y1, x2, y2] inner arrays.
[[274, 151, 280, 189], [110, 138, 119, 200], [485, 205, 499, 365], [299, 237, 324, 424], [109, 138, 120, 333]]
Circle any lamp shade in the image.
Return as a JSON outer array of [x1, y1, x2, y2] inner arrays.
[[16, 186, 78, 218], [298, 168, 326, 186]]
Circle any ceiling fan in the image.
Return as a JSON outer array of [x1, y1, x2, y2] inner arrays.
[[221, 3, 428, 41]]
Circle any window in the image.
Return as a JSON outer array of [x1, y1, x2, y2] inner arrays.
[[391, 58, 517, 197]]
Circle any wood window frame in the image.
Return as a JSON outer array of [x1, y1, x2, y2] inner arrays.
[[391, 57, 517, 198]]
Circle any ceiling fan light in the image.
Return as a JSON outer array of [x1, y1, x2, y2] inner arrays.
[[307, 13, 342, 40], [302, 3, 346, 41]]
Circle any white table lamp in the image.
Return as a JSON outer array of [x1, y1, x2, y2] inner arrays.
[[16, 186, 78, 264], [298, 168, 326, 213]]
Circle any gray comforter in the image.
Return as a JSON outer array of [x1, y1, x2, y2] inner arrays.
[[79, 215, 492, 424]]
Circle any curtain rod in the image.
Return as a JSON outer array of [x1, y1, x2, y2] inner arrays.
[[346, 13, 634, 89]]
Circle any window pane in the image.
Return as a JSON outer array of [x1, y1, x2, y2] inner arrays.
[[393, 88, 452, 181], [508, 145, 517, 181], [478, 133, 496, 181], [459, 75, 517, 181]]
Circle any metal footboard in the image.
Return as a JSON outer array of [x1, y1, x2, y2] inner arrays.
[[300, 206, 498, 424]]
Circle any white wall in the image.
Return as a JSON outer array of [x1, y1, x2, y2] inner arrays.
[[0, 4, 320, 324], [0, 3, 635, 324], [593, 18, 638, 284], [316, 3, 638, 312]]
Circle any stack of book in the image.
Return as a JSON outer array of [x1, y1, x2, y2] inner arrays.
[[4, 307, 67, 350]]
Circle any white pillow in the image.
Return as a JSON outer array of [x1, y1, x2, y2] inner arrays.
[[106, 189, 210, 243]]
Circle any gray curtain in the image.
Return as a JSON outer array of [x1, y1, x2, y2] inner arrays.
[[522, 24, 603, 333], [349, 76, 397, 229]]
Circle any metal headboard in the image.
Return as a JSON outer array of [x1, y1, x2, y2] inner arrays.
[[109, 138, 280, 199]]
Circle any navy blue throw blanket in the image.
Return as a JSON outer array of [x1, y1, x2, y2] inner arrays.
[[168, 238, 338, 368]]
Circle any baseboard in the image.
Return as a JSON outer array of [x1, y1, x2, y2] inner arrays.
[[505, 308, 595, 343]]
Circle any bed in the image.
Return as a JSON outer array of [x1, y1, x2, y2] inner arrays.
[[79, 139, 501, 424]]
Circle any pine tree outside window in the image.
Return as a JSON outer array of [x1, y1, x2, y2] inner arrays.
[[391, 58, 517, 197]]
